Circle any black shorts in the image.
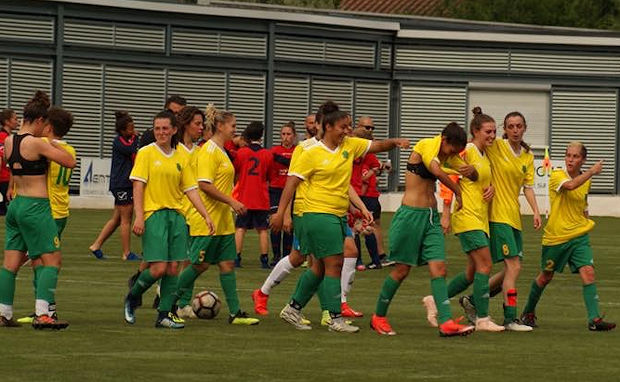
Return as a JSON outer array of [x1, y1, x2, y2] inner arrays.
[[111, 188, 133, 206], [361, 196, 381, 220], [236, 209, 270, 230], [269, 187, 283, 213]]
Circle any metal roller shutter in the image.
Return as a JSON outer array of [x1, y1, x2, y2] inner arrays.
[[0, 15, 54, 43], [103, 66, 166, 157], [62, 62, 104, 188], [396, 46, 508, 72], [551, 89, 618, 193], [311, 78, 353, 115], [0, 58, 7, 108], [9, 59, 53, 117], [354, 81, 390, 189], [167, 69, 226, 111], [227, 73, 266, 130], [272, 76, 310, 145], [398, 84, 467, 185]]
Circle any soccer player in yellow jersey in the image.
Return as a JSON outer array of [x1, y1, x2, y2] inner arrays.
[[371, 122, 477, 337], [458, 111, 542, 330], [172, 106, 259, 326], [521, 143, 615, 331], [424, 108, 505, 332], [272, 109, 408, 333], [123, 110, 214, 329]]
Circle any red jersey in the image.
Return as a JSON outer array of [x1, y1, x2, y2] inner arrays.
[[232, 143, 273, 210], [351, 157, 364, 195], [362, 153, 381, 197], [0, 130, 10, 182], [224, 140, 239, 161], [269, 145, 295, 189]]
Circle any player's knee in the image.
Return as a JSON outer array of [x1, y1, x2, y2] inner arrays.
[[289, 252, 305, 267], [149, 263, 166, 278], [391, 264, 410, 281], [539, 271, 554, 285], [579, 265, 596, 284], [505, 257, 521, 273]]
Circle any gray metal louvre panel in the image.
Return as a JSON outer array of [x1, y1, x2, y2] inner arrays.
[[171, 29, 219, 54], [399, 84, 466, 184], [62, 63, 104, 188], [167, 70, 226, 111], [0, 16, 54, 43], [325, 41, 375, 66], [272, 76, 310, 145], [64, 20, 114, 46], [381, 45, 392, 68], [311, 78, 353, 115], [9, 60, 53, 118], [103, 66, 166, 157], [220, 34, 267, 57], [511, 52, 620, 75], [275, 38, 324, 62], [354, 81, 390, 188], [227, 73, 266, 129], [396, 47, 509, 71], [115, 25, 165, 52], [0, 58, 7, 108], [551, 89, 617, 192]]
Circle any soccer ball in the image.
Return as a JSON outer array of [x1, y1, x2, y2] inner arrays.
[[191, 290, 221, 319]]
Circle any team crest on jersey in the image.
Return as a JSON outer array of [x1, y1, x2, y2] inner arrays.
[[342, 150, 349, 159], [502, 244, 509, 256], [176, 163, 182, 171], [522, 165, 526, 173]]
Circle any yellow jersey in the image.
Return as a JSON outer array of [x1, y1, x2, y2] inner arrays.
[[46, 139, 76, 219], [289, 136, 370, 216], [289, 137, 318, 216], [486, 139, 534, 231], [542, 169, 594, 246], [412, 135, 466, 176], [129, 143, 197, 220], [451, 143, 492, 235], [176, 143, 198, 221], [191, 139, 235, 236]]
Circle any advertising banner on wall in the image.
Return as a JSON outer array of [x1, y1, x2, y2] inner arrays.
[[80, 157, 111, 197]]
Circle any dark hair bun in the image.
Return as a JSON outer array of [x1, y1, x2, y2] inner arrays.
[[115, 110, 128, 120], [472, 106, 483, 115], [29, 90, 50, 109]]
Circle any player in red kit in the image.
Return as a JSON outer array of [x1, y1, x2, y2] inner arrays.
[[268, 122, 296, 266], [232, 121, 274, 268]]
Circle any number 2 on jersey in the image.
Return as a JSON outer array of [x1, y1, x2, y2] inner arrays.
[[248, 157, 260, 176]]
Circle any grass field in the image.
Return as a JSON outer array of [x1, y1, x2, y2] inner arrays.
[[2, 209, 619, 381]]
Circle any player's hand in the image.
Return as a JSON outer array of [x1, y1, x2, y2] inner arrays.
[[458, 164, 476, 178], [454, 193, 463, 211], [270, 212, 283, 233], [204, 215, 216, 236], [361, 208, 374, 226], [230, 200, 247, 215], [283, 214, 293, 234], [6, 187, 13, 202], [590, 160, 603, 175], [440, 213, 451, 235], [132, 218, 145, 236], [533, 213, 542, 230], [482, 184, 494, 202], [394, 138, 410, 149]]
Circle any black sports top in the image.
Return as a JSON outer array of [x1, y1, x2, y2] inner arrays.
[[7, 133, 48, 176], [406, 162, 437, 181]]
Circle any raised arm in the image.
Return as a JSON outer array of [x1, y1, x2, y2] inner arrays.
[[561, 161, 603, 190], [368, 138, 410, 154], [38, 138, 76, 168]]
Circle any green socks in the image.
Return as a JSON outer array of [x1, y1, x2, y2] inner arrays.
[[317, 281, 329, 311], [290, 269, 323, 309], [176, 267, 201, 308], [158, 274, 179, 313], [431, 277, 451, 324], [220, 271, 240, 315], [130, 268, 158, 298], [0, 267, 16, 306], [375, 276, 401, 317], [582, 283, 601, 322], [473, 272, 490, 318], [322, 276, 341, 315], [36, 266, 59, 304], [447, 272, 471, 298], [33, 265, 43, 299], [523, 280, 546, 314]]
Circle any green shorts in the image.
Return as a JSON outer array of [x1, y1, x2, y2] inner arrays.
[[300, 213, 346, 258], [189, 234, 236, 265], [55, 217, 67, 239], [457, 230, 489, 253], [489, 222, 523, 263], [5, 196, 60, 259], [388, 206, 444, 266], [541, 234, 593, 274], [142, 209, 189, 262], [292, 214, 306, 254]]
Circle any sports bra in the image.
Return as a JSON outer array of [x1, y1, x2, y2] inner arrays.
[[406, 162, 437, 181], [7, 133, 48, 176]]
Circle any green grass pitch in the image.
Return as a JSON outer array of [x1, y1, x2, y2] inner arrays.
[[2, 210, 619, 381]]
